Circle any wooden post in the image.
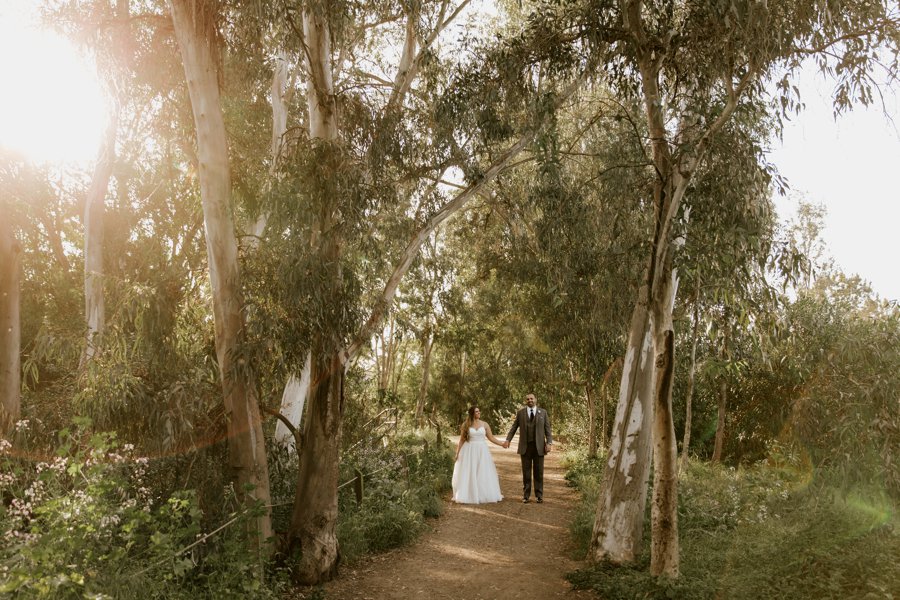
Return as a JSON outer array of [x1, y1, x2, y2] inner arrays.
[[353, 468, 364, 506]]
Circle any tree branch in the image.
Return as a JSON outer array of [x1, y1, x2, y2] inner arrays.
[[387, 0, 474, 111], [343, 75, 585, 363], [793, 22, 897, 56], [261, 405, 302, 451], [343, 132, 534, 362]]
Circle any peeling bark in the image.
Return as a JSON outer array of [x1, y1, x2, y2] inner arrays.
[[251, 50, 293, 240], [591, 8, 683, 566], [650, 314, 679, 576], [291, 350, 343, 583], [589, 286, 655, 563]]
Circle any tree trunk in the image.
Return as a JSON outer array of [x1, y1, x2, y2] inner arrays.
[[251, 50, 293, 240], [262, 50, 311, 450], [376, 315, 397, 394], [712, 379, 727, 462], [169, 0, 272, 552], [270, 50, 291, 166], [41, 213, 70, 273], [81, 103, 118, 369], [460, 349, 467, 397], [680, 293, 701, 472], [590, 35, 683, 574], [599, 357, 622, 451], [712, 315, 729, 463], [290, 349, 343, 583], [649, 255, 680, 577], [0, 207, 21, 433], [591, 0, 755, 576], [289, 6, 343, 583], [391, 340, 410, 397], [303, 8, 338, 141], [275, 354, 311, 452], [586, 380, 597, 459], [600, 385, 608, 448], [414, 326, 433, 428], [589, 280, 656, 564]]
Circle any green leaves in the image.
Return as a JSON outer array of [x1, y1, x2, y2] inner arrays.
[[0, 421, 285, 598]]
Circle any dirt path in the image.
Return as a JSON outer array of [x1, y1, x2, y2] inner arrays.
[[319, 437, 594, 600]]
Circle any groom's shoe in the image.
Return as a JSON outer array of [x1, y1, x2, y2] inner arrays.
[[522, 497, 530, 503], [536, 497, 543, 503]]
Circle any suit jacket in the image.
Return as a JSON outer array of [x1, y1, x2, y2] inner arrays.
[[506, 406, 552, 455]]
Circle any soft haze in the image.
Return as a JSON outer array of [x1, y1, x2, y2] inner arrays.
[[768, 66, 900, 303], [2, 0, 897, 301], [0, 1, 105, 164]]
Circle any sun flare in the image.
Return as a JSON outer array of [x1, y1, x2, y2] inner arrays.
[[0, 3, 106, 165]]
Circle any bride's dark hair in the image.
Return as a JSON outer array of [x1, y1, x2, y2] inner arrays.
[[459, 406, 478, 443]]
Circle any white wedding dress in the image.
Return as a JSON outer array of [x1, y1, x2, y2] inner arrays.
[[452, 426, 503, 504]]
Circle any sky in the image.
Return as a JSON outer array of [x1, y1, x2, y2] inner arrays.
[[767, 66, 900, 303], [0, 1, 106, 164], [1, 0, 898, 302]]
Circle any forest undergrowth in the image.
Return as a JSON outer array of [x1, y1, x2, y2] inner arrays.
[[564, 449, 899, 600], [0, 419, 452, 599]]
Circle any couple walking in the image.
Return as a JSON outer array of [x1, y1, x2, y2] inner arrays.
[[452, 393, 553, 504]]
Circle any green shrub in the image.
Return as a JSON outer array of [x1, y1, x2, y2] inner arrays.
[[0, 419, 286, 599], [335, 431, 453, 565], [561, 448, 604, 558]]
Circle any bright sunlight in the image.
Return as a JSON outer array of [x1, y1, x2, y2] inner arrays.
[[0, 1, 106, 164]]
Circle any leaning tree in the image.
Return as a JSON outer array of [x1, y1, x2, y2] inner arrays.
[[254, 0, 587, 582], [578, 0, 900, 577]]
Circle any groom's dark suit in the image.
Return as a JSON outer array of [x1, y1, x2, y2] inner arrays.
[[506, 404, 552, 501]]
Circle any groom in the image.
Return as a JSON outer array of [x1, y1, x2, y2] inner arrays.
[[504, 393, 552, 503]]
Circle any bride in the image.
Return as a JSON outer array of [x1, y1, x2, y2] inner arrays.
[[452, 406, 504, 504]]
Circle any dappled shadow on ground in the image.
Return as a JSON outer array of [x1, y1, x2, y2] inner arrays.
[[320, 436, 595, 600]]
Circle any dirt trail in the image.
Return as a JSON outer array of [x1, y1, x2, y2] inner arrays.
[[320, 437, 594, 600]]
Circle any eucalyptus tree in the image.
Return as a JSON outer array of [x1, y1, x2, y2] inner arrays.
[[372, 310, 414, 399], [79, 0, 132, 369], [783, 273, 900, 496], [168, 0, 273, 551], [81, 109, 117, 368], [254, 0, 587, 582], [41, 0, 132, 368], [0, 191, 22, 434], [1, 158, 82, 434], [575, 0, 900, 577]]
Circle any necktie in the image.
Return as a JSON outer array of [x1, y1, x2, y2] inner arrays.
[[529, 408, 534, 421]]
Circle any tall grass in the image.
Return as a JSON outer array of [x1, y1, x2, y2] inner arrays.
[[565, 452, 899, 599]]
